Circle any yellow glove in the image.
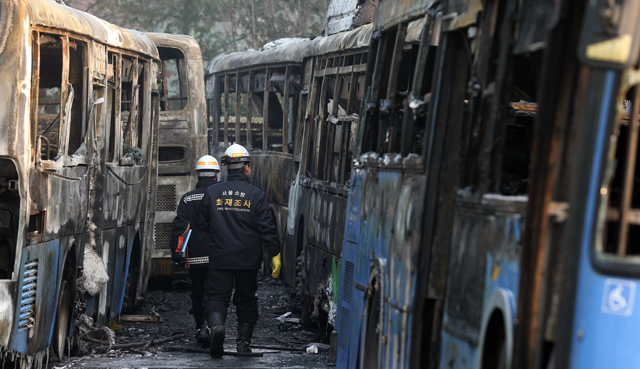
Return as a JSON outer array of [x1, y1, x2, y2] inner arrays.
[[271, 253, 281, 279]]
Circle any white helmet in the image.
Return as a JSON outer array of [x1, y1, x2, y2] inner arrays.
[[221, 144, 250, 169], [196, 155, 220, 177]]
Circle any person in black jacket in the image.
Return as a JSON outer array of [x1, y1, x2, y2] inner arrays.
[[198, 144, 281, 358], [170, 155, 220, 346]]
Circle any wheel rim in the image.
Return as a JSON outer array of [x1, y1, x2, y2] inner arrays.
[[53, 280, 70, 358]]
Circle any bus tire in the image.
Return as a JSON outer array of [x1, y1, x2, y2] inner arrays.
[[52, 280, 70, 359]]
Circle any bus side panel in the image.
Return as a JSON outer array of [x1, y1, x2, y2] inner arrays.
[[336, 168, 366, 368], [439, 330, 478, 369], [383, 175, 425, 369], [10, 241, 60, 354], [441, 202, 524, 368]]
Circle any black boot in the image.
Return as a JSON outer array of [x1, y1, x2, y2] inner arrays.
[[197, 316, 211, 347], [208, 312, 225, 358], [236, 322, 255, 355]]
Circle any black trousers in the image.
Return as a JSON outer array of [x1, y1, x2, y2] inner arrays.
[[188, 267, 208, 327], [205, 269, 258, 325]]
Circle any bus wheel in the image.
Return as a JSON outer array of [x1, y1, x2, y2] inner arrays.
[[53, 280, 70, 358]]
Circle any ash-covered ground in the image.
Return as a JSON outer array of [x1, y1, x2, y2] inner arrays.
[[49, 274, 332, 369]]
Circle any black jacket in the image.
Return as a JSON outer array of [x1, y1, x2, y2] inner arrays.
[[197, 172, 280, 270], [170, 177, 217, 268]]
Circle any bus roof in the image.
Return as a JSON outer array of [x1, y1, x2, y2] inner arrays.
[[206, 19, 425, 76], [205, 38, 314, 76], [145, 33, 202, 61], [24, 0, 158, 59], [374, 0, 436, 31]]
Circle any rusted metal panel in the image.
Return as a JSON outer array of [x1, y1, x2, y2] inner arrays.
[[374, 0, 435, 31]]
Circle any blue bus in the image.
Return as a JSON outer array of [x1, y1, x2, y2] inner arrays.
[[333, 0, 602, 368], [516, 0, 640, 368]]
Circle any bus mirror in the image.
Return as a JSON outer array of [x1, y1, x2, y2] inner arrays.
[[578, 0, 640, 69]]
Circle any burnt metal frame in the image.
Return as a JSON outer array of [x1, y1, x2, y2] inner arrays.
[[215, 64, 300, 153], [512, 0, 588, 368], [105, 49, 149, 165], [301, 50, 367, 188], [159, 49, 189, 112]]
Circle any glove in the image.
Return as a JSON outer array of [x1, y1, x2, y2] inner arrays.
[[271, 253, 281, 279], [171, 253, 185, 263]]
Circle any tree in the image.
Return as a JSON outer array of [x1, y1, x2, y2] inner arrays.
[[76, 0, 328, 63]]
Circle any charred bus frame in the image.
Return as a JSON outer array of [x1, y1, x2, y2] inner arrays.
[[515, 0, 640, 368], [334, 0, 563, 367], [334, 1, 443, 367], [0, 0, 160, 364], [205, 39, 312, 286], [287, 23, 374, 333], [144, 33, 208, 278]]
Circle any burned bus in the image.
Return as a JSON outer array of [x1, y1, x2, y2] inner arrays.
[[336, 0, 640, 368], [205, 38, 311, 287], [334, 0, 446, 366], [287, 18, 424, 332], [144, 33, 208, 278], [334, 0, 547, 366], [0, 0, 159, 363]]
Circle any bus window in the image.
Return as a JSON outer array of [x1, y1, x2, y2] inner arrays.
[[361, 24, 422, 157], [67, 40, 86, 156], [236, 73, 249, 146], [602, 89, 640, 256], [35, 35, 87, 161], [344, 119, 358, 185], [36, 34, 62, 160], [267, 71, 285, 151], [497, 53, 540, 196], [326, 74, 347, 184], [106, 52, 120, 162], [287, 69, 301, 153], [227, 74, 238, 145], [217, 76, 227, 151], [136, 61, 146, 150], [160, 47, 187, 111], [248, 72, 264, 150], [121, 57, 144, 157]]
